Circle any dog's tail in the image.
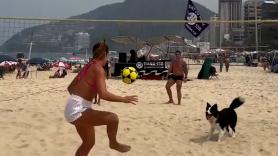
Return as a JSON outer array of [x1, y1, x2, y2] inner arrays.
[[229, 97, 245, 110]]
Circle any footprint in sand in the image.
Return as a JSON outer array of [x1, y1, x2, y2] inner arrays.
[[259, 148, 271, 155], [17, 108, 24, 112], [12, 133, 22, 140], [17, 144, 29, 148], [32, 112, 45, 118], [143, 137, 150, 141], [0, 108, 13, 112]]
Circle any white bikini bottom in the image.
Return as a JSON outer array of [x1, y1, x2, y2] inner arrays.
[[64, 94, 92, 123]]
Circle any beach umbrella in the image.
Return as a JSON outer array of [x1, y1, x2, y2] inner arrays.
[[0, 54, 17, 63], [53, 61, 71, 69], [68, 57, 81, 60], [10, 61, 18, 65], [0, 61, 10, 66], [27, 57, 49, 65], [58, 62, 65, 67], [59, 57, 68, 62], [68, 57, 83, 63]]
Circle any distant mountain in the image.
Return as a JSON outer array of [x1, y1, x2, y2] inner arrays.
[[1, 0, 216, 53]]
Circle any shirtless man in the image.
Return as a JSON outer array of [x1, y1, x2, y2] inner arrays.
[[165, 50, 188, 105]]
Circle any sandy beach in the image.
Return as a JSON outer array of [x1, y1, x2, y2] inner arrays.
[[0, 65, 278, 156]]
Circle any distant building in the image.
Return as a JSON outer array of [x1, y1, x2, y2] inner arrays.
[[244, 0, 278, 48], [74, 32, 90, 51], [197, 42, 210, 53], [219, 0, 244, 46], [209, 16, 220, 48]]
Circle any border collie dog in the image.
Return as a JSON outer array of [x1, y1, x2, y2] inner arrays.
[[206, 97, 245, 142]]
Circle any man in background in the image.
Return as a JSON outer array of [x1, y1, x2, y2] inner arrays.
[[165, 50, 188, 105]]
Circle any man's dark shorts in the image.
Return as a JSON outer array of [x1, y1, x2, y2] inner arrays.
[[168, 74, 184, 82]]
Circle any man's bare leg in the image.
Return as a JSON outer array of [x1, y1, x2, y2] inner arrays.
[[165, 79, 176, 103], [176, 80, 183, 105]]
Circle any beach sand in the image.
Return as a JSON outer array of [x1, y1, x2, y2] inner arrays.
[[0, 65, 278, 156]]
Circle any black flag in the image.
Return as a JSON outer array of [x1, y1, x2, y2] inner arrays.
[[184, 0, 209, 37]]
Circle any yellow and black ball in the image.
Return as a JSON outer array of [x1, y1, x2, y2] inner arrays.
[[121, 67, 138, 84]]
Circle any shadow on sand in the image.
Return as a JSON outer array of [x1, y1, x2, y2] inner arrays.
[[190, 134, 219, 144]]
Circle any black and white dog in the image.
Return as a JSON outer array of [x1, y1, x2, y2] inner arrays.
[[205, 97, 245, 142]]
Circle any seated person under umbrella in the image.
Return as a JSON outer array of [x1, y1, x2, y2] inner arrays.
[[49, 62, 67, 78]]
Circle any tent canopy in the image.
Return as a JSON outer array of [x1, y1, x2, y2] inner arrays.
[[111, 36, 146, 49], [0, 54, 17, 63], [27, 57, 49, 65], [146, 35, 185, 46]]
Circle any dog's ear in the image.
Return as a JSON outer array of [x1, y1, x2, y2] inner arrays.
[[206, 102, 211, 108], [211, 104, 218, 113]]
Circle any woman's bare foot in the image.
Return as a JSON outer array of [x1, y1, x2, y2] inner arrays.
[[164, 100, 174, 104], [110, 142, 131, 153]]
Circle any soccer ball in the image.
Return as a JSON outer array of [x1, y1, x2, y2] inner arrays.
[[121, 67, 138, 84]]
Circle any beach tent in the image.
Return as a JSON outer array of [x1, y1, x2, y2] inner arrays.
[[52, 61, 71, 69], [68, 57, 85, 64], [0, 54, 17, 63], [111, 36, 146, 50], [27, 57, 49, 65], [59, 57, 68, 62], [58, 62, 65, 67], [0, 61, 17, 66], [147, 35, 185, 45], [197, 58, 213, 79]]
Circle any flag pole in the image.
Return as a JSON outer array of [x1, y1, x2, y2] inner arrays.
[[28, 41, 33, 59], [255, 0, 259, 52], [219, 18, 222, 52]]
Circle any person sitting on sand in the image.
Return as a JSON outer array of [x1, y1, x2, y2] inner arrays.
[[65, 41, 138, 156], [165, 50, 188, 105], [49, 68, 67, 78]]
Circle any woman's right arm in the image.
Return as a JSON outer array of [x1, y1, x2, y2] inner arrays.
[[94, 67, 137, 104], [167, 62, 173, 77]]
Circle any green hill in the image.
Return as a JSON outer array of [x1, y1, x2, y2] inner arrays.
[[0, 0, 215, 53]]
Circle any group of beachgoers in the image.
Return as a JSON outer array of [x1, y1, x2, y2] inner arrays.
[[218, 54, 230, 72], [244, 53, 278, 73], [16, 59, 29, 79], [259, 55, 278, 73]]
